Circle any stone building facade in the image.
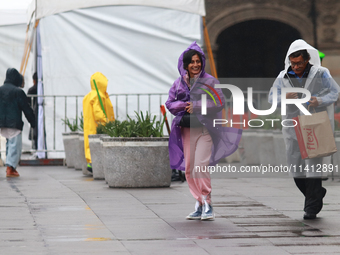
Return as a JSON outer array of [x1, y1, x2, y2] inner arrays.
[[204, 0, 340, 81]]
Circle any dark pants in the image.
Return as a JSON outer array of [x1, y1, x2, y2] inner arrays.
[[294, 178, 326, 214]]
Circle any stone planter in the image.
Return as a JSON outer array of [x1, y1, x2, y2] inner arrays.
[[73, 132, 83, 170], [73, 132, 89, 175], [89, 134, 109, 180], [78, 132, 92, 176], [273, 130, 287, 166], [62, 132, 79, 168], [100, 137, 109, 184], [258, 130, 276, 166], [225, 133, 242, 163], [102, 137, 171, 188], [242, 129, 261, 165]]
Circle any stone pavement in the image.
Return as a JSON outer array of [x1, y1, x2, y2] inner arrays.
[[0, 165, 340, 255]]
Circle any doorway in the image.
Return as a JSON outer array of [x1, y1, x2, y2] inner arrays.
[[216, 19, 302, 78]]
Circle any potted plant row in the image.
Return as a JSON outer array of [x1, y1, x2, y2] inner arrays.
[[93, 111, 171, 188], [61, 113, 88, 174]]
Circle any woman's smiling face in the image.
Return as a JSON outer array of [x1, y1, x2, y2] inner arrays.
[[187, 54, 202, 78]]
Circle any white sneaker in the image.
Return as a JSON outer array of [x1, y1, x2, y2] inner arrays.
[[201, 196, 214, 221], [186, 201, 202, 220]]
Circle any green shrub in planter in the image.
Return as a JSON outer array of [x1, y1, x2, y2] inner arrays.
[[98, 111, 170, 188], [96, 111, 165, 137], [62, 112, 84, 132]]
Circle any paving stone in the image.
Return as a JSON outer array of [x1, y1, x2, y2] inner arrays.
[[1, 165, 340, 254]]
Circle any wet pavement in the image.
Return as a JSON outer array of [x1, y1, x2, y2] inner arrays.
[[0, 165, 340, 254]]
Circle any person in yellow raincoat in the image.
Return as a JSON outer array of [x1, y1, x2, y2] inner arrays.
[[83, 72, 115, 172]]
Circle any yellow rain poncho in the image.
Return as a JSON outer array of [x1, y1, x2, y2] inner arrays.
[[83, 72, 115, 163]]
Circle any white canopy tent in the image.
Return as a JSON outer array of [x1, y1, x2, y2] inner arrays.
[[0, 0, 35, 155], [0, 0, 31, 26], [0, 0, 33, 83], [31, 0, 205, 19], [19, 0, 207, 158]]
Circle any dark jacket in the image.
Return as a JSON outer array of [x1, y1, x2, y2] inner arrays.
[[27, 84, 38, 141], [0, 68, 35, 130], [27, 84, 37, 107]]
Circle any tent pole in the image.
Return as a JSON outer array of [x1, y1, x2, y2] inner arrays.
[[202, 16, 217, 79], [20, 25, 30, 74], [22, 20, 40, 76], [203, 17, 227, 125]]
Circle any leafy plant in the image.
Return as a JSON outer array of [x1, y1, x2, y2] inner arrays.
[[96, 111, 165, 137], [62, 112, 83, 132], [133, 111, 165, 137], [96, 120, 136, 137], [79, 112, 84, 131], [61, 118, 79, 132], [96, 120, 108, 135]]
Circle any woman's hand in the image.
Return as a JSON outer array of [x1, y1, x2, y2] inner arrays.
[[184, 102, 193, 113]]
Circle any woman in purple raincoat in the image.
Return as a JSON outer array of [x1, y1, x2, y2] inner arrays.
[[165, 42, 242, 220]]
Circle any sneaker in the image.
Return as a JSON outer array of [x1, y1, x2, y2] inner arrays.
[[87, 163, 92, 173], [6, 166, 20, 177], [201, 200, 214, 221], [186, 201, 202, 220]]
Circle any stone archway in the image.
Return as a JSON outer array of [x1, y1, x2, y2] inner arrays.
[[206, 5, 314, 77], [216, 19, 301, 78]]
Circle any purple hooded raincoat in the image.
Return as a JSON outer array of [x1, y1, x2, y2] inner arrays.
[[165, 42, 242, 171]]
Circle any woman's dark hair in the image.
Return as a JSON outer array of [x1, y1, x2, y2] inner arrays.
[[289, 50, 310, 61], [183, 50, 203, 70]]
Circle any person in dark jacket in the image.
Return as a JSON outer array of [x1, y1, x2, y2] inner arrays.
[[0, 68, 35, 177], [27, 72, 38, 149]]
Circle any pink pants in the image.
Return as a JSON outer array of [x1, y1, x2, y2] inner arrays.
[[181, 126, 212, 205]]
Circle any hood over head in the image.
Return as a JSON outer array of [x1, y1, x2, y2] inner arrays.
[[4, 68, 23, 87], [284, 39, 320, 71], [178, 41, 206, 77], [90, 72, 108, 94]]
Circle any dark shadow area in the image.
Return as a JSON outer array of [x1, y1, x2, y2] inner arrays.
[[217, 19, 301, 81]]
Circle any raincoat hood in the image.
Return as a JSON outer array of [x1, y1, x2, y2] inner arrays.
[[177, 41, 206, 77], [284, 39, 321, 71], [4, 68, 23, 87], [90, 72, 108, 94]]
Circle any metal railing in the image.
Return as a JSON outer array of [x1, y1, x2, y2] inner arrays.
[[0, 91, 272, 156], [21, 93, 171, 155]]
